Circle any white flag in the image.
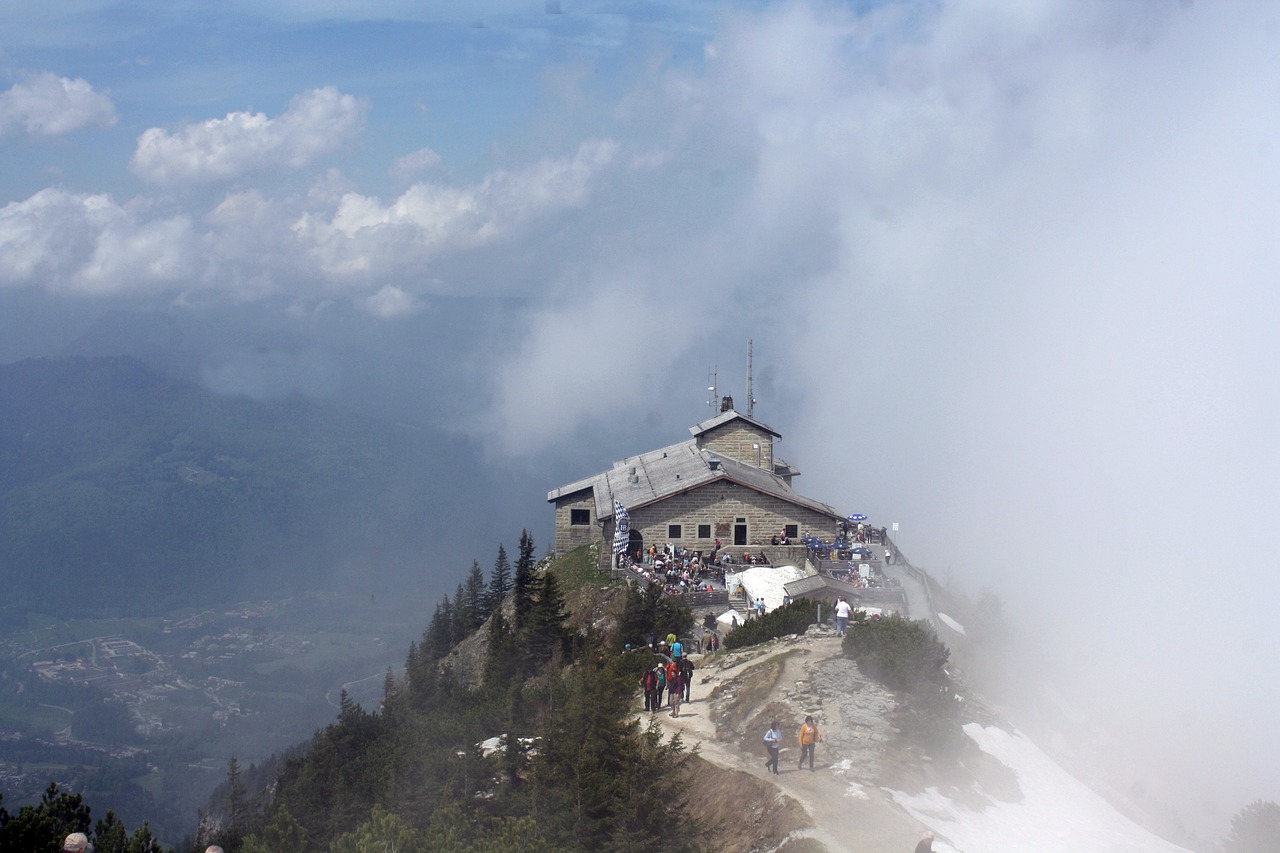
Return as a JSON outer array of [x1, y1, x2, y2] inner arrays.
[[612, 500, 630, 556]]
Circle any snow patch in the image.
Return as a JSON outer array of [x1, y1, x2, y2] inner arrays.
[[888, 725, 1190, 853]]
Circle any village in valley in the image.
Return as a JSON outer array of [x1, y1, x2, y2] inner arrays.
[[0, 592, 414, 808]]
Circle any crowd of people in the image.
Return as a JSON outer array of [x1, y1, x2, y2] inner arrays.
[[638, 634, 696, 718], [619, 542, 729, 597]]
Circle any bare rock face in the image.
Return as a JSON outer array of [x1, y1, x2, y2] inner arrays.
[[668, 633, 928, 852]]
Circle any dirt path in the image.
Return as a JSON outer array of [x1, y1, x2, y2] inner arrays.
[[650, 630, 932, 852]]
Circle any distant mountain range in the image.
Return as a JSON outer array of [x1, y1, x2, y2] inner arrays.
[[0, 356, 500, 625]]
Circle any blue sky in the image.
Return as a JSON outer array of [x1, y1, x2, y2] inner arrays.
[[4, 0, 1280, 841]]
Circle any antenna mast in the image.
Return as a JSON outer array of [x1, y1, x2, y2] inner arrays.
[[706, 366, 719, 413], [746, 339, 756, 417]]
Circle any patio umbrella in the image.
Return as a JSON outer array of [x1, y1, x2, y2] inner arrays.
[[847, 513, 868, 522]]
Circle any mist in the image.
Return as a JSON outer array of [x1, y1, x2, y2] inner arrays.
[[3, 0, 1278, 842]]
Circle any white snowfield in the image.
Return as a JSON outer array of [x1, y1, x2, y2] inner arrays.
[[889, 724, 1191, 853]]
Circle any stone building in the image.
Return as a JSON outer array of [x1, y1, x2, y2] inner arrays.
[[547, 403, 844, 569]]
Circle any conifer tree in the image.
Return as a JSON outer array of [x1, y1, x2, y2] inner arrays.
[[487, 544, 512, 612], [124, 821, 163, 853], [527, 570, 571, 669], [513, 529, 537, 629], [423, 596, 454, 660], [93, 810, 129, 853], [450, 581, 470, 646], [464, 559, 488, 625]]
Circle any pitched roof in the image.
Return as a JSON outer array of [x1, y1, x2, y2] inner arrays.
[[689, 409, 782, 439], [547, 437, 841, 522], [784, 574, 861, 598]]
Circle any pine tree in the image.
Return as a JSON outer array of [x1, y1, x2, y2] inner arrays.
[[486, 544, 512, 612], [93, 810, 129, 853], [1224, 800, 1280, 853], [124, 821, 163, 853], [423, 596, 454, 660], [527, 570, 570, 669], [513, 529, 537, 629], [484, 607, 517, 688], [464, 559, 488, 626], [450, 581, 471, 646]]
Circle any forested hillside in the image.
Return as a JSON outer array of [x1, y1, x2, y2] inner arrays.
[[0, 356, 487, 623], [193, 539, 698, 852]]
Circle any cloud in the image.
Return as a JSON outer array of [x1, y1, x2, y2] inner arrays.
[[0, 72, 117, 136], [359, 285, 421, 318], [295, 138, 618, 281], [390, 146, 442, 181], [0, 188, 198, 295], [130, 86, 368, 185], [474, 0, 1280, 832]]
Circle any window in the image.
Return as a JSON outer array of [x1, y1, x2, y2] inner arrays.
[[668, 524, 682, 539], [784, 524, 798, 539], [697, 524, 711, 539], [570, 508, 590, 525]]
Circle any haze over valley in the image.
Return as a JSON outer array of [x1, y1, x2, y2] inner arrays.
[[2, 1, 1279, 850]]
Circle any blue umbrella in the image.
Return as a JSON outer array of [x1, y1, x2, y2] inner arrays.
[[847, 513, 868, 522]]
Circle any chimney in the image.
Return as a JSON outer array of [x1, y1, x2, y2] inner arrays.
[[720, 395, 734, 413]]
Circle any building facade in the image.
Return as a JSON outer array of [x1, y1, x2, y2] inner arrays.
[[548, 405, 844, 569]]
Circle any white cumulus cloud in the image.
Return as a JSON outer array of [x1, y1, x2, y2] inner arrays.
[[296, 138, 618, 280], [0, 188, 198, 295], [390, 146, 442, 181], [130, 86, 368, 185], [0, 72, 117, 136]]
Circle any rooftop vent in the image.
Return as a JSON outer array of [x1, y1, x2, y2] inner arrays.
[[708, 456, 721, 471], [720, 395, 734, 413]]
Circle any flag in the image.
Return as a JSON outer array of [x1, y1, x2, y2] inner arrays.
[[612, 500, 630, 556]]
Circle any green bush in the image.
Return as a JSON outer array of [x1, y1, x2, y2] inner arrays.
[[722, 600, 815, 650], [843, 615, 964, 756], [841, 614, 949, 693]]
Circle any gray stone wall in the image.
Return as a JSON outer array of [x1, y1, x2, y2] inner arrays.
[[552, 492, 599, 554], [627, 481, 837, 554], [696, 422, 774, 469]]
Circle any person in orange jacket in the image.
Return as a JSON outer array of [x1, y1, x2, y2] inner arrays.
[[798, 714, 821, 771]]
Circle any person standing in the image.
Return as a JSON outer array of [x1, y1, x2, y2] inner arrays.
[[834, 597, 852, 637], [679, 656, 694, 701], [885, 547, 894, 566], [668, 668, 683, 717], [641, 666, 658, 712], [798, 715, 820, 771], [763, 720, 782, 774]]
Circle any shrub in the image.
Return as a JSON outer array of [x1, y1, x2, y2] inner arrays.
[[843, 615, 964, 756], [841, 614, 949, 693], [723, 600, 815, 650]]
